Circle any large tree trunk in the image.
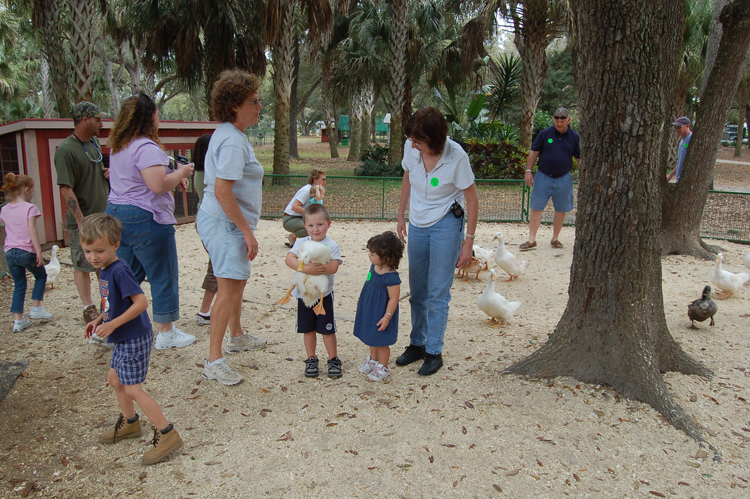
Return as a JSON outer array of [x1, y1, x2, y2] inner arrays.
[[387, 0, 408, 167], [68, 0, 99, 102], [34, 0, 70, 117], [39, 55, 55, 119], [507, 0, 714, 446], [290, 38, 300, 159], [97, 40, 121, 117], [361, 80, 374, 148], [321, 60, 339, 158], [272, 0, 296, 176], [700, 0, 728, 95], [660, 0, 750, 259]]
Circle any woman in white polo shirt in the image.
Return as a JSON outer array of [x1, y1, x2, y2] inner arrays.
[[282, 168, 327, 247], [395, 107, 479, 376]]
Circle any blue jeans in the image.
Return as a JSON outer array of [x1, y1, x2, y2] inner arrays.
[[407, 213, 463, 355], [6, 248, 47, 314], [106, 204, 179, 323]]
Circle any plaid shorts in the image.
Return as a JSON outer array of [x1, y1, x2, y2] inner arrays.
[[110, 330, 154, 385]]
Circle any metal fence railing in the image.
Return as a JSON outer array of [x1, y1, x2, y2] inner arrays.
[[209, 174, 748, 244]]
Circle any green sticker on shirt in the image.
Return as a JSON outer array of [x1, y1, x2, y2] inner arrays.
[[366, 271, 372, 281], [430, 178, 439, 187], [548, 138, 554, 143], [683, 143, 688, 148]]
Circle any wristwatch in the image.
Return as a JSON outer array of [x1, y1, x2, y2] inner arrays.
[[466, 234, 475, 239]]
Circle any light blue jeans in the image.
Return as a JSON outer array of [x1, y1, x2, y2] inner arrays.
[[6, 248, 47, 314], [106, 204, 180, 323], [407, 213, 463, 355]]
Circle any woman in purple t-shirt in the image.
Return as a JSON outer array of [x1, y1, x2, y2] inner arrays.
[[105, 94, 196, 351]]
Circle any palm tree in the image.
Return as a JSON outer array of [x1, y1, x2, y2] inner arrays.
[[387, 0, 410, 167], [28, 0, 71, 117]]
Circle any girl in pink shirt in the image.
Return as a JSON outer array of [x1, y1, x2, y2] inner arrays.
[[0, 174, 53, 331]]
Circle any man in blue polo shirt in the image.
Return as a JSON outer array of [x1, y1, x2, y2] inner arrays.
[[520, 107, 581, 251], [666, 116, 692, 183]]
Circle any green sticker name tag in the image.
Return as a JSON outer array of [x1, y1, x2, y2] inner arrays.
[[430, 178, 439, 187], [683, 143, 688, 148], [366, 271, 372, 281], [548, 138, 554, 143]]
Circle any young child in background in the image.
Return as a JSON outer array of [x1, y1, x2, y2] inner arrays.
[[284, 204, 343, 378], [0, 173, 53, 331], [353, 231, 404, 382], [79, 214, 183, 465], [309, 183, 325, 204]]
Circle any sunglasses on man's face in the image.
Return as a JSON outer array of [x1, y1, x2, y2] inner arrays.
[[674, 125, 684, 129], [554, 116, 568, 120]]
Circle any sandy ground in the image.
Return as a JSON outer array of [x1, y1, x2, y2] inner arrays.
[[1, 218, 750, 498]]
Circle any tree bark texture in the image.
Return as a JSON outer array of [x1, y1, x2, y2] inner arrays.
[[272, 0, 296, 176], [661, 0, 750, 259], [515, 24, 549, 150], [39, 55, 55, 119], [347, 89, 362, 162], [321, 60, 339, 158], [388, 0, 408, 167], [68, 0, 99, 102], [361, 80, 374, 148], [507, 0, 712, 444], [97, 40, 120, 117], [700, 0, 728, 96], [33, 0, 70, 117], [290, 38, 300, 159]]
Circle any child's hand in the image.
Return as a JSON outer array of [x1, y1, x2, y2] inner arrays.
[[376, 315, 391, 331], [93, 321, 116, 340], [303, 262, 326, 275], [84, 314, 103, 338]]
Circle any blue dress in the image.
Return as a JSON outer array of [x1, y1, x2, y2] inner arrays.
[[353, 265, 401, 347]]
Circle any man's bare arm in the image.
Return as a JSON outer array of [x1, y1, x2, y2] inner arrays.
[[60, 186, 84, 225]]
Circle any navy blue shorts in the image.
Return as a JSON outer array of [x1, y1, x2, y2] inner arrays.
[[110, 330, 154, 385], [296, 294, 336, 335]]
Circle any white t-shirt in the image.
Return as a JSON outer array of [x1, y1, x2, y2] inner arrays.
[[288, 235, 342, 299], [199, 122, 264, 228], [284, 184, 313, 217], [402, 138, 475, 227]]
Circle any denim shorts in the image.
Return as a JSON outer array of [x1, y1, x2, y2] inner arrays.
[[196, 210, 252, 280], [110, 330, 154, 385], [529, 171, 574, 212], [105, 204, 180, 324]]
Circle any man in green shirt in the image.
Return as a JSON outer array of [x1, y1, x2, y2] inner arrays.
[[55, 102, 110, 325]]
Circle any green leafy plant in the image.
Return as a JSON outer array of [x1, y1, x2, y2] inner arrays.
[[464, 138, 528, 180], [354, 159, 404, 177]]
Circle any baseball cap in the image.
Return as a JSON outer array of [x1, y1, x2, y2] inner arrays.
[[70, 102, 104, 121], [672, 116, 691, 126]]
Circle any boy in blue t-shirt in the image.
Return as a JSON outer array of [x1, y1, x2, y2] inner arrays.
[[80, 214, 183, 465]]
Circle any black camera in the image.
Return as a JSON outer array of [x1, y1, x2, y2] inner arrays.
[[168, 154, 191, 172], [175, 154, 190, 165], [450, 201, 464, 219]]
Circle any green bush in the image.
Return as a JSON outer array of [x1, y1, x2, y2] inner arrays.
[[354, 159, 404, 177], [360, 144, 389, 163], [465, 139, 528, 179]]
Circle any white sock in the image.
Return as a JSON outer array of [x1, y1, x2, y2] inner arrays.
[[207, 357, 224, 367], [15, 318, 26, 323], [197, 312, 210, 318]]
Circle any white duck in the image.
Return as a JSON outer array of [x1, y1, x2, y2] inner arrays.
[[277, 240, 332, 314], [709, 252, 750, 297], [477, 269, 522, 326], [45, 245, 61, 289], [743, 249, 750, 270], [492, 232, 528, 281], [472, 244, 494, 270]]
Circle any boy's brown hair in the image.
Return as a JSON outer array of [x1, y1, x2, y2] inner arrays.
[[303, 203, 330, 222], [79, 213, 122, 246], [367, 231, 404, 270]]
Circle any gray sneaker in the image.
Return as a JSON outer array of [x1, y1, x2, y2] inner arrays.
[[202, 358, 243, 385], [224, 332, 267, 355], [29, 307, 53, 319], [154, 326, 196, 350], [195, 314, 210, 325], [13, 319, 31, 332]]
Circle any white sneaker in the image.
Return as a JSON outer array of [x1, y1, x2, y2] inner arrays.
[[29, 307, 53, 319], [357, 355, 377, 374], [367, 363, 390, 382], [13, 319, 31, 332], [88, 333, 113, 349], [202, 358, 243, 385], [154, 326, 196, 350], [195, 314, 210, 325], [224, 332, 267, 355]]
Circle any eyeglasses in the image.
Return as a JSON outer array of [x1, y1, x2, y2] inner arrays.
[[674, 125, 684, 129], [554, 116, 568, 120], [247, 98, 261, 107]]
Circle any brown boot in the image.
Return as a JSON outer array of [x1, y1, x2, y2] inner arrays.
[[142, 425, 183, 465], [99, 414, 142, 444]]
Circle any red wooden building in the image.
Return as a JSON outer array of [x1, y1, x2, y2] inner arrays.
[[0, 119, 218, 248]]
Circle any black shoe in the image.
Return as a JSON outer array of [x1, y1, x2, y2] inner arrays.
[[417, 353, 443, 376], [327, 357, 343, 378], [395, 344, 426, 366], [304, 356, 319, 378]]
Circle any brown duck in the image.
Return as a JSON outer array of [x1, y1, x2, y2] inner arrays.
[[687, 286, 718, 329]]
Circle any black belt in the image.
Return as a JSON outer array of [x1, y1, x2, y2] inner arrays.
[[539, 170, 569, 179]]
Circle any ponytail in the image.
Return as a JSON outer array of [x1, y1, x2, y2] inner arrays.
[[1, 173, 34, 201]]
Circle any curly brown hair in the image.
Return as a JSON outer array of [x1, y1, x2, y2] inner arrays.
[[210, 70, 261, 123], [367, 231, 404, 270], [2, 173, 34, 202], [307, 168, 326, 185], [108, 94, 161, 153]]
